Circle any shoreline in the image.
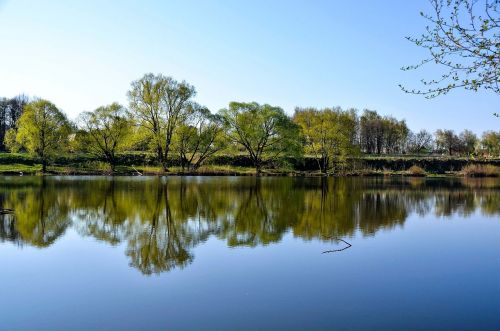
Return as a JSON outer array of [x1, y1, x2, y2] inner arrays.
[[1, 153, 498, 178], [0, 167, 496, 178]]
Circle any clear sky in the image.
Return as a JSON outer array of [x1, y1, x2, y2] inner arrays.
[[0, 0, 498, 133]]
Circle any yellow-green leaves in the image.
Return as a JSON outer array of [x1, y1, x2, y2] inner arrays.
[[15, 99, 71, 172]]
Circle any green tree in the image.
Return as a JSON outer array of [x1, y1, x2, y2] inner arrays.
[[15, 99, 71, 172], [480, 130, 500, 156], [219, 102, 302, 174], [79, 103, 131, 172], [458, 129, 478, 155], [173, 104, 226, 171], [127, 73, 196, 171], [294, 107, 358, 174], [401, 0, 499, 99], [4, 128, 21, 152]]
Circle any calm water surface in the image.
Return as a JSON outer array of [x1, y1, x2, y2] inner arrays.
[[0, 176, 499, 331]]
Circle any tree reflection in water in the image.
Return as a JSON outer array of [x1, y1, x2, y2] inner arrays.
[[0, 176, 498, 274]]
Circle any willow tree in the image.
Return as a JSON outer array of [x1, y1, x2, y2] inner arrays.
[[15, 99, 71, 172], [294, 107, 358, 174], [173, 104, 225, 171], [79, 103, 131, 172], [401, 0, 499, 99], [127, 73, 196, 171], [220, 102, 302, 174]]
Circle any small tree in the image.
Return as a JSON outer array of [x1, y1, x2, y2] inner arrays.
[[16, 99, 71, 172], [435, 129, 460, 155], [79, 103, 131, 172], [174, 104, 225, 171], [408, 129, 434, 154], [458, 129, 478, 155], [220, 102, 302, 174], [401, 0, 500, 99]]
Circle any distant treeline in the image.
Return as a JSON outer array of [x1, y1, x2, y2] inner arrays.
[[1, 73, 499, 173]]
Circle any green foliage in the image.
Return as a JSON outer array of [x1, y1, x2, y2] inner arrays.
[[480, 131, 500, 156], [78, 103, 131, 171], [4, 128, 21, 153], [294, 107, 359, 173], [127, 73, 196, 170], [15, 99, 71, 172], [219, 102, 302, 173], [173, 103, 226, 170]]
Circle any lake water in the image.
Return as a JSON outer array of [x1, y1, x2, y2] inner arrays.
[[0, 176, 499, 331]]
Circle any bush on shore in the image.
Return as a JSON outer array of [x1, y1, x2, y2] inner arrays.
[[461, 164, 499, 177], [407, 165, 426, 176]]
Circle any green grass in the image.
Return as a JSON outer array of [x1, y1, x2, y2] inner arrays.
[[0, 164, 41, 174]]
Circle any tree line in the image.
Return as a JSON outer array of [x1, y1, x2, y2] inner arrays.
[[1, 73, 499, 173]]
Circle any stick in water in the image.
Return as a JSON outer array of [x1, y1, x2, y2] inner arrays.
[[322, 238, 352, 254]]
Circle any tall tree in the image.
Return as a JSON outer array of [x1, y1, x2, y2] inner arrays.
[[220, 102, 302, 174], [359, 110, 384, 154], [401, 0, 500, 99], [15, 99, 71, 172], [79, 103, 131, 172], [128, 73, 196, 171]]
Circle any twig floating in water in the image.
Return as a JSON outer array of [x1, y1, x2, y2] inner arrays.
[[322, 238, 352, 254]]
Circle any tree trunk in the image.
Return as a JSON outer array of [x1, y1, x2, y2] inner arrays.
[[156, 145, 168, 172], [256, 163, 262, 176], [321, 156, 329, 175], [42, 159, 47, 173]]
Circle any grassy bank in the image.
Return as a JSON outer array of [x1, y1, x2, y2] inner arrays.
[[0, 152, 498, 177]]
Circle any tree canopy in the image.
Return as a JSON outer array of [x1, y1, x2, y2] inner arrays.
[[294, 107, 358, 173], [14, 99, 71, 172], [128, 73, 196, 170], [78, 103, 131, 171], [220, 102, 302, 174]]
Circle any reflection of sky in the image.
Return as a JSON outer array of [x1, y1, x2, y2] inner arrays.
[[0, 0, 498, 134], [1, 215, 499, 331]]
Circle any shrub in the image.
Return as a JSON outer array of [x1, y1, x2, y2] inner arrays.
[[407, 165, 426, 176], [461, 164, 499, 177]]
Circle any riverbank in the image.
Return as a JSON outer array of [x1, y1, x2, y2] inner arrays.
[[0, 163, 498, 177], [0, 152, 498, 177]]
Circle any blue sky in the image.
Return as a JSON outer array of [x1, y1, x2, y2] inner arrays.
[[0, 0, 498, 133]]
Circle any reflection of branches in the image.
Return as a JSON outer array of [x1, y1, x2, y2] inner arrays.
[[0, 214, 19, 244], [126, 182, 193, 275], [322, 238, 352, 254]]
